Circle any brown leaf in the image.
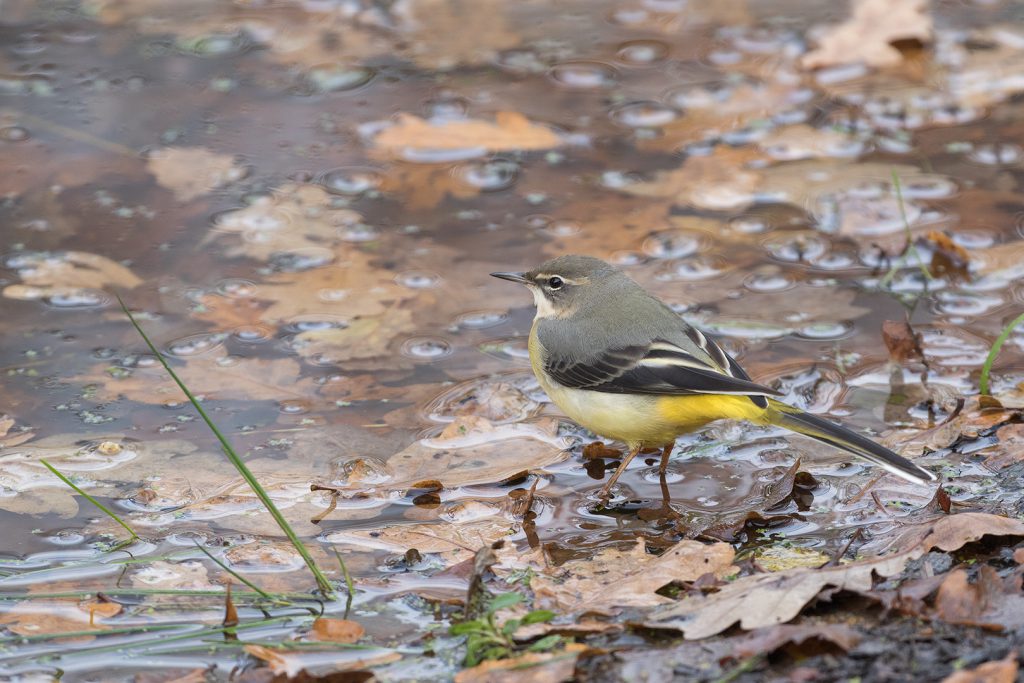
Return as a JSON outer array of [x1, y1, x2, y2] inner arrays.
[[372, 112, 563, 155], [733, 623, 862, 658], [801, 0, 932, 70], [942, 652, 1019, 683], [244, 644, 399, 678], [311, 618, 364, 644], [624, 147, 762, 211], [134, 668, 210, 683], [452, 644, 586, 683], [924, 231, 971, 283], [3, 251, 142, 301], [934, 567, 1024, 631], [882, 319, 924, 365], [516, 538, 735, 613], [645, 513, 1024, 638], [147, 147, 246, 202]]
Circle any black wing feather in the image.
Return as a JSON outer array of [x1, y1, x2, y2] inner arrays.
[[543, 339, 780, 402]]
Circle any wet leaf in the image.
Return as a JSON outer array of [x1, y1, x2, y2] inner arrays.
[[311, 618, 364, 644], [3, 251, 142, 301], [934, 566, 1024, 631], [924, 230, 971, 283], [372, 112, 563, 156], [882, 319, 925, 365], [801, 0, 932, 69], [754, 546, 829, 572], [0, 415, 34, 448], [243, 644, 399, 678], [146, 147, 246, 202], [624, 147, 761, 211], [732, 623, 862, 658], [500, 539, 735, 613], [645, 513, 1024, 638], [452, 644, 586, 683], [942, 651, 1019, 683]]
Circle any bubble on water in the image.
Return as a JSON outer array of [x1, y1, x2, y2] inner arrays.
[[396, 271, 441, 289], [283, 316, 347, 333], [0, 126, 29, 142], [268, 247, 335, 272], [656, 256, 726, 281], [278, 398, 311, 414], [457, 158, 519, 191], [44, 529, 85, 546], [809, 250, 857, 270], [899, 175, 957, 199], [744, 272, 794, 292], [706, 49, 743, 66], [318, 167, 382, 195], [177, 31, 250, 56], [423, 94, 471, 120], [642, 230, 702, 259], [440, 500, 502, 523], [456, 310, 508, 329], [616, 39, 669, 65], [524, 214, 551, 230], [814, 62, 869, 85], [232, 325, 273, 343], [798, 321, 854, 340], [549, 61, 618, 89], [950, 230, 994, 249], [729, 216, 770, 234], [479, 338, 531, 362], [398, 145, 487, 163], [46, 289, 109, 308], [494, 48, 548, 74], [303, 64, 375, 93], [967, 142, 1023, 165], [609, 250, 646, 266], [773, 108, 810, 125], [540, 220, 581, 238], [935, 291, 1004, 317], [919, 328, 989, 366], [402, 337, 452, 360], [731, 27, 799, 55], [341, 223, 379, 242], [764, 233, 829, 262], [609, 101, 680, 127], [609, 7, 651, 25], [216, 279, 258, 298], [166, 333, 225, 357]]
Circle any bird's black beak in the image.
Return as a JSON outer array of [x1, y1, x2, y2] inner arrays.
[[490, 271, 530, 285]]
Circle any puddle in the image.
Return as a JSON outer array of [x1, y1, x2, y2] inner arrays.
[[2, 0, 1024, 679]]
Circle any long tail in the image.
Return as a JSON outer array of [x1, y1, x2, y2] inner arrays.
[[764, 400, 936, 485]]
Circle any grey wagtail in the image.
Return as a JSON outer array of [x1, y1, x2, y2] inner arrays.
[[491, 255, 936, 501]]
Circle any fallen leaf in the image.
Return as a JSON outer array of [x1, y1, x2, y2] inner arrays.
[[207, 183, 365, 261], [498, 538, 735, 613], [146, 147, 246, 202], [311, 618, 364, 644], [882, 319, 925, 365], [453, 644, 586, 683], [923, 230, 971, 283], [394, 0, 521, 70], [3, 251, 142, 301], [80, 598, 123, 624], [755, 546, 829, 572], [378, 161, 481, 210], [801, 0, 932, 70], [293, 309, 415, 364], [0, 415, 34, 448], [733, 623, 862, 658], [983, 423, 1024, 470], [372, 112, 563, 156], [943, 652, 1019, 683], [624, 147, 762, 211], [645, 513, 1024, 638], [134, 668, 210, 683], [244, 644, 399, 678], [934, 566, 1024, 631]]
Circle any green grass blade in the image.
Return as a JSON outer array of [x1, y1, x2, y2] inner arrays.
[[333, 547, 356, 618], [39, 459, 138, 542], [192, 541, 274, 601], [980, 311, 1024, 395], [880, 169, 933, 289], [116, 295, 335, 598]]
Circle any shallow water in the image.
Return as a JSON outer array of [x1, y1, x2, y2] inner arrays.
[[2, 0, 1024, 679]]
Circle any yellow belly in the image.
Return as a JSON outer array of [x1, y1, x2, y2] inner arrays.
[[529, 325, 766, 446]]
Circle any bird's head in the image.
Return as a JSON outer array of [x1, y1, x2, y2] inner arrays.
[[491, 254, 625, 318]]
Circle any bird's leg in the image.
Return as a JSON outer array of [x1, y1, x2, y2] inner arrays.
[[658, 442, 674, 475], [598, 444, 642, 502]]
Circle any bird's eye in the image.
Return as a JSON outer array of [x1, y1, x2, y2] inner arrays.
[[547, 276, 564, 290]]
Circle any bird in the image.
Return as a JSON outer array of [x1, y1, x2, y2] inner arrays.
[[491, 254, 936, 502]]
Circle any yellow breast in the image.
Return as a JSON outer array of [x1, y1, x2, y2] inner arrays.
[[527, 323, 766, 446]]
